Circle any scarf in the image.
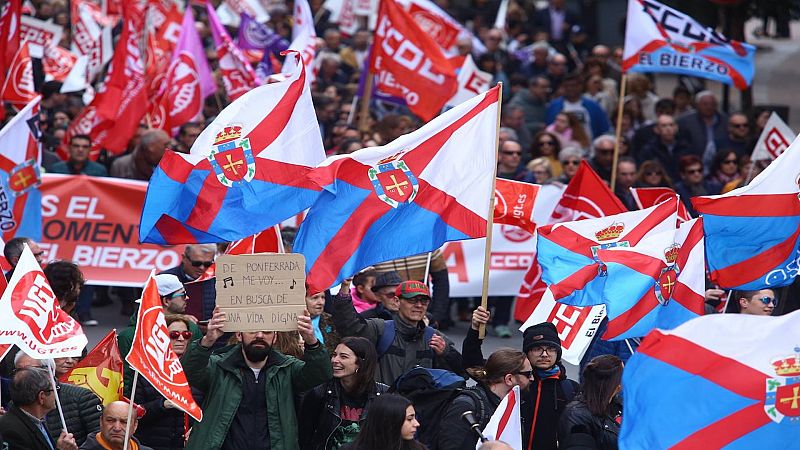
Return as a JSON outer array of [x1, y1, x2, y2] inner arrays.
[[536, 365, 561, 379], [96, 433, 138, 450]]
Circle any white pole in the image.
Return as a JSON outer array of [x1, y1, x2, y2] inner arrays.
[[721, 290, 733, 314], [624, 339, 635, 356], [422, 252, 433, 286], [123, 371, 140, 450], [47, 364, 68, 433]]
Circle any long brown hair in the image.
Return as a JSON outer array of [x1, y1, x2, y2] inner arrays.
[[581, 355, 624, 416], [467, 348, 526, 384]]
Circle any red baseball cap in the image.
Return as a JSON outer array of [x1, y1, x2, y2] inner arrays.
[[395, 280, 430, 299]]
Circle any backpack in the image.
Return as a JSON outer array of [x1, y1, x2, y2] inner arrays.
[[389, 367, 480, 450], [376, 320, 436, 358]]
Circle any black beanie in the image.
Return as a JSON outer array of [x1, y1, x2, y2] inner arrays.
[[522, 322, 562, 360]]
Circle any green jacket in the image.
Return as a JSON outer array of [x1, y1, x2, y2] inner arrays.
[[180, 341, 332, 450], [117, 310, 203, 397]]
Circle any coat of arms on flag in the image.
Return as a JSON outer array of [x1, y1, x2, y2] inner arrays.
[[208, 124, 256, 187], [654, 244, 680, 306], [765, 347, 800, 423], [8, 158, 40, 195], [590, 222, 629, 263], [368, 152, 419, 208]]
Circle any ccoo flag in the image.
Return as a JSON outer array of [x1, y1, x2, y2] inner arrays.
[[693, 134, 800, 290], [621, 309, 800, 449], [139, 52, 325, 245], [295, 86, 500, 293], [596, 218, 705, 341], [623, 0, 756, 89]]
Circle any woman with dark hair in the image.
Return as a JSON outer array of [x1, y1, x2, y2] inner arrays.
[[135, 315, 204, 450], [709, 150, 741, 186], [340, 394, 424, 450], [634, 160, 674, 189], [559, 355, 624, 450], [300, 337, 389, 450], [437, 348, 532, 450], [43, 260, 85, 315], [530, 131, 563, 177]]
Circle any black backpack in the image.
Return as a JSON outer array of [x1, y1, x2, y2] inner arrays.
[[389, 366, 480, 450]]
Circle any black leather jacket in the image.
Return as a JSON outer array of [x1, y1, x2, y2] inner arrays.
[[558, 397, 622, 450]]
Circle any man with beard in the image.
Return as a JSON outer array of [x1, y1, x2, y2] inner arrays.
[[464, 309, 578, 450], [180, 306, 332, 450]]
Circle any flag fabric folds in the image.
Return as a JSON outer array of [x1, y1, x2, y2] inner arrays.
[[282, 0, 317, 79], [596, 217, 705, 341], [0, 244, 87, 357], [369, 0, 457, 121], [692, 135, 800, 290], [1, 41, 36, 108], [493, 179, 539, 234], [478, 385, 522, 449], [620, 310, 800, 449], [139, 54, 325, 245], [295, 86, 500, 293], [236, 13, 289, 53], [207, 2, 259, 100], [622, 0, 756, 89], [537, 197, 678, 307], [60, 329, 124, 405], [630, 187, 691, 221], [126, 273, 203, 421], [0, 97, 42, 242]]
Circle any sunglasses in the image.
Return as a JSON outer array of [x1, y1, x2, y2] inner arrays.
[[563, 160, 580, 166], [502, 151, 522, 156], [402, 296, 430, 306], [685, 168, 703, 175], [186, 258, 214, 268], [169, 331, 193, 340], [723, 159, 738, 164], [515, 370, 534, 378], [164, 291, 187, 300], [731, 123, 749, 128], [756, 297, 778, 306]]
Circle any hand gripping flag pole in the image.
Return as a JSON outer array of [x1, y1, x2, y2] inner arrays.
[[478, 82, 503, 339]]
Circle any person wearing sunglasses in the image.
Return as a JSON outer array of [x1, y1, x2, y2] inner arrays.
[[118, 275, 202, 398], [736, 289, 777, 316], [134, 315, 204, 450], [554, 146, 584, 184], [3, 236, 45, 281], [161, 243, 218, 325], [332, 280, 465, 385], [437, 348, 531, 450], [674, 154, 721, 218]]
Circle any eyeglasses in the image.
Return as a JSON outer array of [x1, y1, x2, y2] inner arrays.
[[562, 160, 580, 166], [169, 331, 193, 340], [685, 168, 703, 175], [42, 385, 61, 394], [530, 346, 557, 355], [730, 123, 749, 128], [501, 151, 522, 156], [515, 370, 534, 378], [756, 297, 778, 306], [186, 257, 214, 268], [723, 159, 738, 165], [402, 296, 431, 306], [164, 291, 188, 300]]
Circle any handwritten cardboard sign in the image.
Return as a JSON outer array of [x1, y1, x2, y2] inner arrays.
[[215, 254, 306, 332]]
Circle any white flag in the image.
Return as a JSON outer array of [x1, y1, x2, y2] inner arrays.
[[478, 385, 522, 449], [447, 54, 493, 107], [751, 112, 795, 161]]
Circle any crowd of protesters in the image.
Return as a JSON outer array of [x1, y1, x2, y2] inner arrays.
[[0, 0, 799, 449]]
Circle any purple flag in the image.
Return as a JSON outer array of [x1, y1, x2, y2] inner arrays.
[[237, 12, 289, 52], [177, 7, 216, 99]]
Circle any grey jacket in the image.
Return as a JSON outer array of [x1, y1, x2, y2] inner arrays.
[[332, 293, 464, 385]]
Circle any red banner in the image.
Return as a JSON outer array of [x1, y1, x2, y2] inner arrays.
[[39, 175, 179, 287]]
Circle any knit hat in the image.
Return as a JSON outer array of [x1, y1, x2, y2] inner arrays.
[[522, 322, 562, 360], [154, 274, 184, 296], [372, 271, 403, 292], [395, 280, 430, 299]]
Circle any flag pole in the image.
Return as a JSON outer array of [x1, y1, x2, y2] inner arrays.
[[47, 364, 68, 434], [123, 371, 139, 450], [422, 252, 433, 286], [610, 74, 627, 191], [479, 83, 503, 339], [358, 71, 374, 133]]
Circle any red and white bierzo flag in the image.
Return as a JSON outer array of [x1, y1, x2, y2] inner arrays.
[[0, 244, 87, 357], [478, 385, 522, 448], [126, 272, 203, 421], [369, 0, 457, 121]]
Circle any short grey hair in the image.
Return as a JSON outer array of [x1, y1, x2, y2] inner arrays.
[[184, 244, 217, 256], [11, 367, 52, 407], [498, 127, 519, 142], [695, 90, 716, 102], [14, 351, 56, 372], [592, 135, 616, 151], [559, 146, 584, 163]]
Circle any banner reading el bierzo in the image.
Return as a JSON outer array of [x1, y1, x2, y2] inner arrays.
[[215, 253, 307, 332], [39, 174, 180, 286]]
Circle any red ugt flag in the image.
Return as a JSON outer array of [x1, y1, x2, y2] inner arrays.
[[126, 273, 203, 421], [494, 179, 539, 234], [370, 0, 457, 121], [1, 41, 36, 108]]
